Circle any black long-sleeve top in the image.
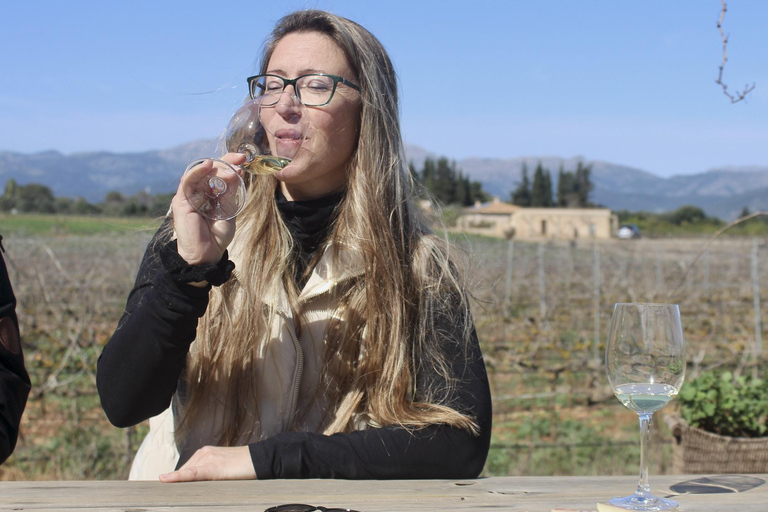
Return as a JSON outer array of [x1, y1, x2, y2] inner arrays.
[[97, 193, 492, 479], [0, 235, 31, 465]]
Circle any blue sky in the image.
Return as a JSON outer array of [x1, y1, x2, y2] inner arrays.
[[1, 0, 766, 177]]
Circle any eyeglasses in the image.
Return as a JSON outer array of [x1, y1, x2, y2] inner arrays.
[[247, 74, 361, 107], [264, 505, 360, 512]]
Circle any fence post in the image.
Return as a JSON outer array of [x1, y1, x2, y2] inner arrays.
[[565, 242, 574, 299], [504, 239, 515, 310], [593, 242, 601, 361], [751, 238, 763, 357], [538, 243, 547, 320], [655, 247, 663, 292], [620, 247, 628, 290], [703, 247, 711, 294]]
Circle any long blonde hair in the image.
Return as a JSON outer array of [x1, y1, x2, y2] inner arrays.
[[177, 10, 478, 446]]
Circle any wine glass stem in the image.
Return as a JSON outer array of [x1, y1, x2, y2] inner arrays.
[[637, 413, 652, 496]]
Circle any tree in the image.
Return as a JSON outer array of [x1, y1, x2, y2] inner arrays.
[[511, 162, 532, 207], [150, 193, 175, 217], [469, 181, 488, 204], [73, 197, 100, 215], [455, 172, 470, 206], [3, 179, 19, 199], [103, 191, 126, 216], [0, 179, 19, 212], [17, 183, 55, 213], [421, 158, 436, 197], [557, 165, 576, 207], [543, 168, 553, 207], [530, 161, 553, 207], [432, 157, 457, 204], [573, 162, 594, 207], [414, 156, 485, 206], [663, 205, 709, 225]]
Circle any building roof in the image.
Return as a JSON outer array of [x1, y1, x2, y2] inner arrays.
[[465, 198, 520, 215]]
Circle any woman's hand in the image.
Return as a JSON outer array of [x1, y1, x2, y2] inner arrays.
[[172, 153, 247, 266], [159, 445, 256, 482]]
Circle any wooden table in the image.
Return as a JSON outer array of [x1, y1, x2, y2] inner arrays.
[[1, 475, 765, 511]]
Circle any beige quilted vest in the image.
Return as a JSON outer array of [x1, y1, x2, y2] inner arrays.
[[129, 243, 364, 480]]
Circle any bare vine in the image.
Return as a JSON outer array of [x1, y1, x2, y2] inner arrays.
[[668, 210, 766, 300], [715, 0, 755, 103]]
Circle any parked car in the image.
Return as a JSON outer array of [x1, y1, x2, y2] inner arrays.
[[617, 224, 641, 239]]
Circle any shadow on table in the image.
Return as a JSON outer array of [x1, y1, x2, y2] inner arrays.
[[667, 475, 765, 496]]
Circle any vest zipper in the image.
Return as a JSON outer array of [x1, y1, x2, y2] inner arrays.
[[279, 272, 362, 424], [275, 307, 304, 424]]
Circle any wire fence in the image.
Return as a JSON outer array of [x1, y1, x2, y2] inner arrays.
[[461, 235, 766, 475], [2, 232, 767, 478]]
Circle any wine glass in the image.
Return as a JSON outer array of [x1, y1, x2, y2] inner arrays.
[[606, 303, 686, 511], [182, 95, 308, 220]]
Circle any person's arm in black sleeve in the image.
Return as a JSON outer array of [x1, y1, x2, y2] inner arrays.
[[96, 222, 213, 427], [249, 302, 492, 479], [0, 235, 31, 465]]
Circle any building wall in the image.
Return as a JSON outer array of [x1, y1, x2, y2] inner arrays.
[[457, 212, 514, 238], [457, 207, 618, 240], [511, 208, 617, 240]]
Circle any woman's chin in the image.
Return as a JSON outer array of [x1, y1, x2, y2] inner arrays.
[[272, 163, 302, 182]]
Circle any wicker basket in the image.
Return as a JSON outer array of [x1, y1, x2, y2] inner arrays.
[[667, 416, 768, 474]]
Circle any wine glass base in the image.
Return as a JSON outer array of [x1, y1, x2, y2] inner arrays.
[[609, 493, 678, 510]]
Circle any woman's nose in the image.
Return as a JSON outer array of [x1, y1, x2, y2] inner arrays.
[[274, 91, 303, 120]]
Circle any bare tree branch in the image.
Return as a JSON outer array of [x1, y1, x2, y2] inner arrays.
[[715, 0, 755, 103]]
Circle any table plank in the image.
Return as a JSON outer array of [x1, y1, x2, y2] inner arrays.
[[0, 475, 765, 512]]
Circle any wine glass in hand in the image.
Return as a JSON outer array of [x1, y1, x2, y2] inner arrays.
[[606, 303, 686, 511], [182, 95, 308, 220]]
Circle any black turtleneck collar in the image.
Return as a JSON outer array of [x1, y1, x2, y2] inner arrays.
[[275, 187, 344, 286]]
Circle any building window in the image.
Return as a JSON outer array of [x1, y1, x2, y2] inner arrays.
[[541, 220, 547, 236]]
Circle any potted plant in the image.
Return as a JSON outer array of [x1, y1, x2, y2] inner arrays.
[[667, 370, 768, 474]]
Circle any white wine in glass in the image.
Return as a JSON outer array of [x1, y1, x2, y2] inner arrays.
[[224, 95, 307, 176], [606, 303, 686, 510], [182, 95, 307, 220]]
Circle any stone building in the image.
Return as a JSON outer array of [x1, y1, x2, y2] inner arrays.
[[456, 198, 618, 240]]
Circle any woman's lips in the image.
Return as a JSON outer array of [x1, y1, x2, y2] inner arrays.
[[274, 129, 305, 159], [275, 129, 302, 140]]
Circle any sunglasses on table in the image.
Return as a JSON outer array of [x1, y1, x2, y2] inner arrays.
[[265, 505, 360, 512]]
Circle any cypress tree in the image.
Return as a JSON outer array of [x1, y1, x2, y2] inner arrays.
[[433, 157, 456, 204], [531, 161, 552, 207], [574, 162, 594, 207], [470, 181, 487, 204], [511, 162, 532, 206], [557, 165, 576, 207], [422, 157, 436, 197], [455, 171, 470, 206], [543, 169, 554, 206]]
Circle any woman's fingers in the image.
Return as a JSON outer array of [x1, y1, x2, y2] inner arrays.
[[221, 152, 247, 166], [159, 446, 256, 483], [172, 157, 244, 265]]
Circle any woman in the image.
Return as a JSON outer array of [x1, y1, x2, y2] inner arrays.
[[97, 9, 491, 482]]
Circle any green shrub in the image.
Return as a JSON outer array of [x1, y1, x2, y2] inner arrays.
[[678, 371, 768, 437]]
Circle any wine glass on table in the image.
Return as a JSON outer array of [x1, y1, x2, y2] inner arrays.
[[605, 303, 686, 510], [182, 94, 308, 220]]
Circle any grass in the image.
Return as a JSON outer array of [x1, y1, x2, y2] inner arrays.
[[1, 213, 163, 236]]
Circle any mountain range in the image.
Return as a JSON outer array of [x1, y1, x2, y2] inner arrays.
[[1, 140, 766, 221]]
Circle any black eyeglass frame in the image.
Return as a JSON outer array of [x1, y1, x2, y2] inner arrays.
[[247, 73, 361, 106]]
